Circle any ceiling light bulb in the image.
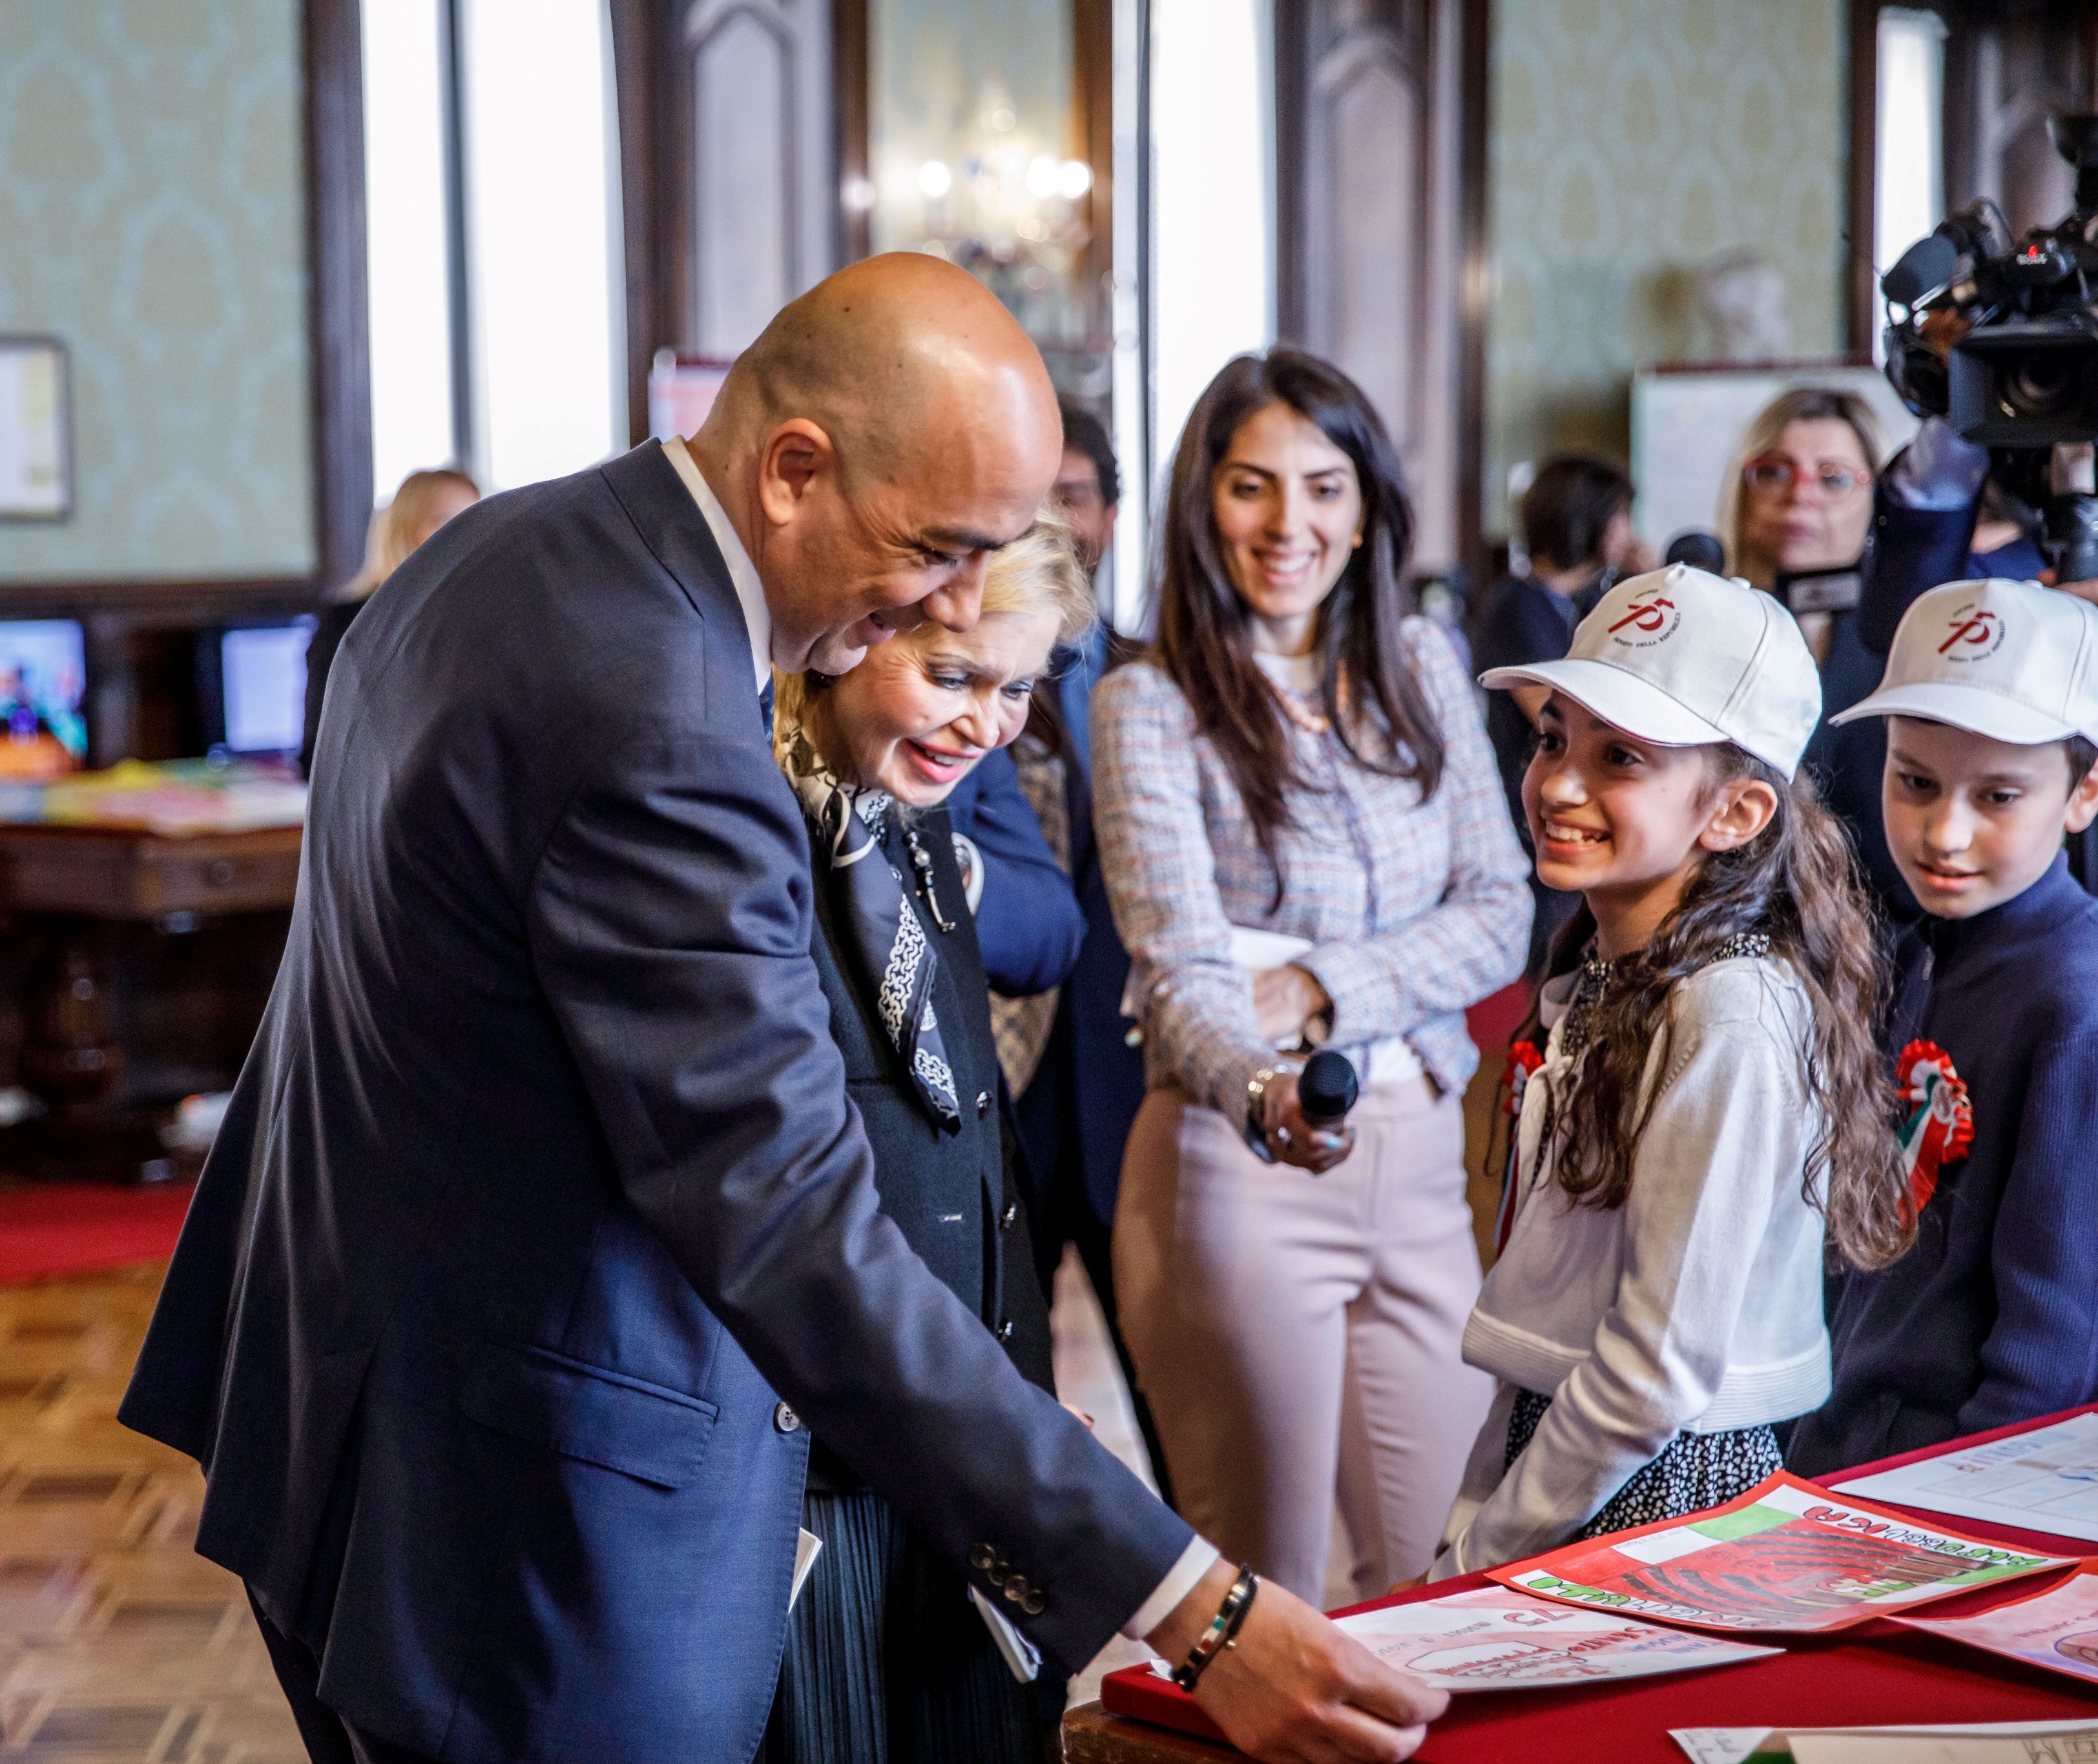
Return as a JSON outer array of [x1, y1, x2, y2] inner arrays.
[[918, 160, 952, 198], [1057, 160, 1094, 200], [1026, 155, 1059, 199]]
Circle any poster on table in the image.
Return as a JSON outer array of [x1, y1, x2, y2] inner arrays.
[[1324, 1584, 1776, 1690], [1672, 1722, 2098, 1764], [1491, 1472, 2070, 1634], [1834, 1412, 2098, 1544], [1894, 1568, 2098, 1687]]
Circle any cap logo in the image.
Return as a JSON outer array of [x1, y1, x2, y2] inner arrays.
[[1606, 594, 1679, 648], [1937, 604, 2006, 661]]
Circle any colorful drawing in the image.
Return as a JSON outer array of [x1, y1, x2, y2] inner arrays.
[[1495, 1472, 2070, 1633], [1331, 1585, 1776, 1690], [1895, 1568, 2098, 1686]]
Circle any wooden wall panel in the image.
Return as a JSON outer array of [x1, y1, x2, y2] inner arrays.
[[1276, 0, 1471, 572]]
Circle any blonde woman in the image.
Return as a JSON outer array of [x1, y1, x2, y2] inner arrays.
[[761, 520, 1096, 1764], [1717, 388, 1880, 655], [301, 467, 481, 774]]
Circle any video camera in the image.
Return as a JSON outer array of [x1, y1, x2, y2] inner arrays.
[[1882, 115, 2098, 579]]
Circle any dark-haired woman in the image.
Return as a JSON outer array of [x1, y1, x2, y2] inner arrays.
[[1092, 348, 1531, 1604]]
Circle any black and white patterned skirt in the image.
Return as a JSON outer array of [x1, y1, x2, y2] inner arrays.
[[1506, 1388, 1783, 1540]]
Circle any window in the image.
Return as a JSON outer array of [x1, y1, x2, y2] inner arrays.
[[360, 0, 626, 502], [1147, 0, 1275, 478], [1876, 6, 1947, 356]]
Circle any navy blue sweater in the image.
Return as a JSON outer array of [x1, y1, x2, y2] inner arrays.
[[1789, 855, 2098, 1476]]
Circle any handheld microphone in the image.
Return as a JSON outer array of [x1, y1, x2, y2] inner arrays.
[[1298, 1049, 1360, 1130], [1664, 529, 1727, 574]]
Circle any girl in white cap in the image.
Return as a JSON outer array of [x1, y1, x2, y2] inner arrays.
[[1430, 565, 1913, 1578]]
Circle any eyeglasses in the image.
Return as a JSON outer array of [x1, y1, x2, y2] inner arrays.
[[1742, 455, 1873, 501]]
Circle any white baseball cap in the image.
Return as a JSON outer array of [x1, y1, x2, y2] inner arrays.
[[1829, 577, 2098, 744], [1478, 564, 1823, 779]]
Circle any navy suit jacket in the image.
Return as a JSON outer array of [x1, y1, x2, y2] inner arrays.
[[116, 443, 1190, 1763], [950, 745, 1085, 996]]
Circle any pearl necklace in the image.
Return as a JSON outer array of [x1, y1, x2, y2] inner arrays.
[[1272, 687, 1331, 736], [1262, 657, 1340, 737]]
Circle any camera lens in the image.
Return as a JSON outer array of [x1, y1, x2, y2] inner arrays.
[[2004, 351, 2077, 417]]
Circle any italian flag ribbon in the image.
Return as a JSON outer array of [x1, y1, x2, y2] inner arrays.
[[1895, 1038, 1973, 1216], [1495, 1041, 1546, 1255]]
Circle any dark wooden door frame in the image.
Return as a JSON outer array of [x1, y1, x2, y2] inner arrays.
[[608, 0, 672, 447], [1847, 0, 1880, 356], [1455, 0, 1490, 592], [835, 0, 872, 266], [306, 0, 374, 596]]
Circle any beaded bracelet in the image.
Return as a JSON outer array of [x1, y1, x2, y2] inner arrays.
[[1168, 1563, 1260, 1693]]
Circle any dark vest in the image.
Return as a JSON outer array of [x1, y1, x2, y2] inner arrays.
[[804, 804, 1053, 1487]]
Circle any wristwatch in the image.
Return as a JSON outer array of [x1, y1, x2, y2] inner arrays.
[[1244, 1066, 1280, 1163]]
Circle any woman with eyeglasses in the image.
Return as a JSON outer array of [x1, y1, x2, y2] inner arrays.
[[1719, 387, 1882, 665], [1720, 388, 2057, 920]]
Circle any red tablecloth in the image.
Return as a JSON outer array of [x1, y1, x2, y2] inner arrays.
[[1100, 1405, 2098, 1761]]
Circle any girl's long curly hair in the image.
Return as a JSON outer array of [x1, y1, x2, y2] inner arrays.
[[1514, 747, 1913, 1272]]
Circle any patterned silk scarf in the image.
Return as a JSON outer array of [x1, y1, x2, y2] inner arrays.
[[780, 718, 962, 1134]]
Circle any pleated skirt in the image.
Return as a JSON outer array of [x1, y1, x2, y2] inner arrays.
[[758, 1489, 1037, 1764]]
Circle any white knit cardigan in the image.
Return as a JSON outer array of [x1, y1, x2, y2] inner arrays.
[[1431, 953, 1834, 1579]]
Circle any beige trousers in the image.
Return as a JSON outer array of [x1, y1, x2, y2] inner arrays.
[[1114, 1076, 1493, 1604]]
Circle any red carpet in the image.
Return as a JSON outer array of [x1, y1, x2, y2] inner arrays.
[[0, 1181, 194, 1285], [0, 991, 1532, 1287]]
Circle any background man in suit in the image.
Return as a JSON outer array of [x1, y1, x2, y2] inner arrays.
[[118, 254, 1444, 1764], [955, 404, 1167, 1491]]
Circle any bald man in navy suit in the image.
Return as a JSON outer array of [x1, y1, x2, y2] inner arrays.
[[120, 256, 1442, 1764]]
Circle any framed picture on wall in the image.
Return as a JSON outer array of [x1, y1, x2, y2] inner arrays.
[[0, 336, 72, 521]]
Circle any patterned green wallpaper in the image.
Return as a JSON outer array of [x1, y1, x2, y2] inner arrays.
[[0, 0, 315, 581], [1484, 0, 1847, 532]]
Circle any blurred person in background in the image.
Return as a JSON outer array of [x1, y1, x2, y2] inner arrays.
[[1094, 348, 1530, 1605], [1719, 388, 1883, 645], [302, 466, 480, 776], [950, 401, 1172, 1498], [762, 519, 1089, 1764], [1470, 456, 1651, 973], [1725, 386, 2056, 919]]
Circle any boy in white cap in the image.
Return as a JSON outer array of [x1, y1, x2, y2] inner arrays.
[[1431, 567, 1910, 1576], [1789, 577, 2098, 1477]]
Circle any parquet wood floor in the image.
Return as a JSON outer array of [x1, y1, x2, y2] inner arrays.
[[0, 1264, 303, 1761]]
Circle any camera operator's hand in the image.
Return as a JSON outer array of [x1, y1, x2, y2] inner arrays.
[[1256, 1068, 1356, 1174], [1918, 305, 1973, 360], [1145, 1560, 1447, 1763]]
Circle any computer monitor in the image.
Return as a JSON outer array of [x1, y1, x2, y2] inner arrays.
[[198, 618, 316, 760], [0, 618, 88, 777]]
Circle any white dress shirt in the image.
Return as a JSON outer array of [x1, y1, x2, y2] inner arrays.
[[657, 436, 1220, 1643], [662, 435, 773, 691]]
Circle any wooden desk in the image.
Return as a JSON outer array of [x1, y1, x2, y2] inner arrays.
[[0, 823, 301, 918], [0, 823, 301, 1179], [1070, 1407, 2098, 1762]]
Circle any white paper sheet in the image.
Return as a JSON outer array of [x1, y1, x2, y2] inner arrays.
[[1790, 1731, 2098, 1764], [1329, 1585, 1776, 1691], [788, 1528, 822, 1610], [1834, 1413, 2098, 1543], [1671, 1723, 2098, 1764]]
